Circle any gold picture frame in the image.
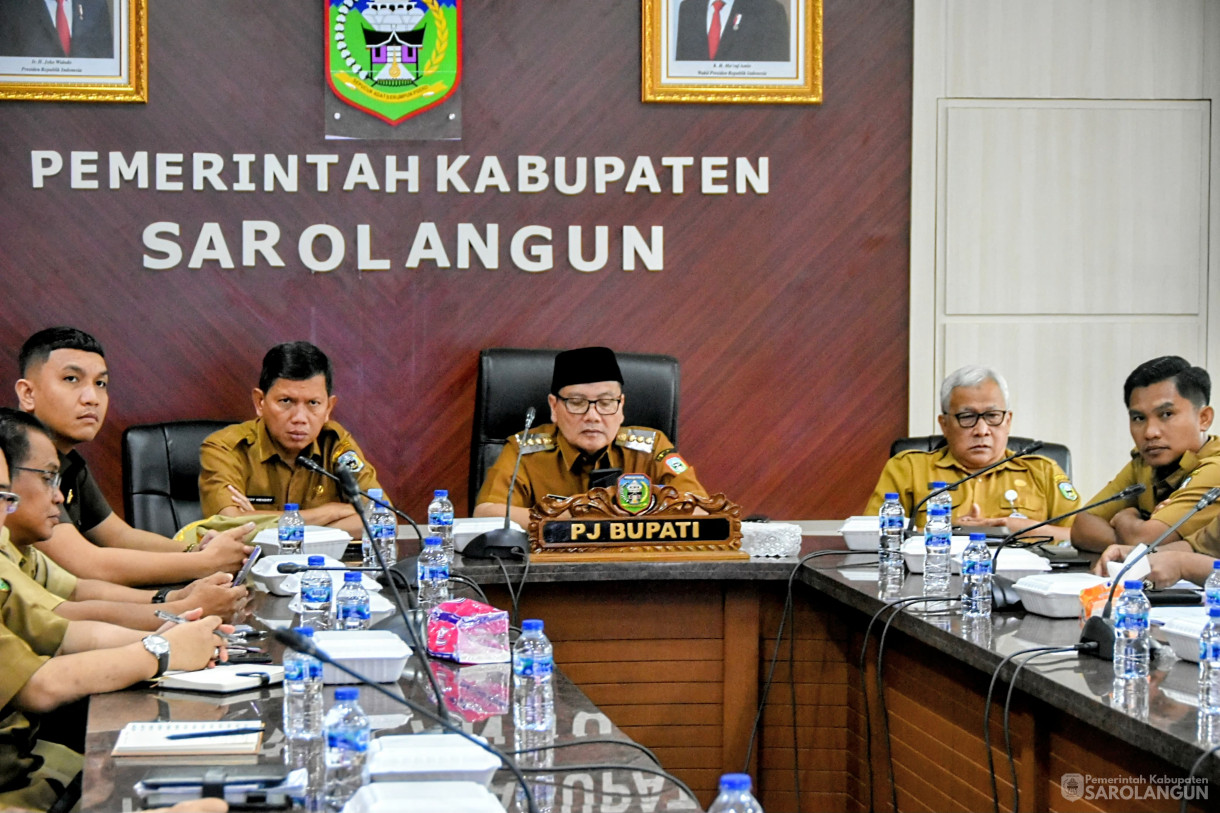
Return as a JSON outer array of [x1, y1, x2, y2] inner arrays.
[[643, 0, 822, 104], [0, 0, 148, 103]]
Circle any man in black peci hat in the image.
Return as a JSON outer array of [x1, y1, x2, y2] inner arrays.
[[473, 347, 707, 528]]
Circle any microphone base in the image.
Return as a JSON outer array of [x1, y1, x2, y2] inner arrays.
[[1079, 615, 1115, 660], [371, 607, 430, 646], [990, 575, 1024, 613], [462, 529, 530, 560]]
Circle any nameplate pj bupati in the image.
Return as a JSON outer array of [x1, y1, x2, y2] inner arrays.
[[528, 479, 745, 562]]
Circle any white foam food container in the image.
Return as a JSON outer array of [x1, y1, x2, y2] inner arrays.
[[312, 630, 411, 684], [901, 536, 969, 573], [368, 734, 500, 786], [343, 781, 505, 813], [252, 554, 382, 596], [1012, 573, 1108, 618], [253, 525, 352, 560], [839, 515, 880, 551], [289, 588, 396, 615], [955, 547, 1052, 580], [1152, 606, 1211, 662], [453, 518, 524, 553]]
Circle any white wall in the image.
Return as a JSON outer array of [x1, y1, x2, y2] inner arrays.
[[910, 0, 1220, 497]]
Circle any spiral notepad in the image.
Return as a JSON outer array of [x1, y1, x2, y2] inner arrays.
[[111, 721, 263, 756]]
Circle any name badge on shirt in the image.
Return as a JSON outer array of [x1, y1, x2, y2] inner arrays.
[[247, 495, 275, 505]]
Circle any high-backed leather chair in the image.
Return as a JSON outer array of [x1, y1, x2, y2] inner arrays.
[[468, 348, 680, 513], [122, 420, 233, 537], [888, 434, 1073, 478]]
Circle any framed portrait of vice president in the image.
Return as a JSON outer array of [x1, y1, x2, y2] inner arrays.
[[643, 0, 822, 104]]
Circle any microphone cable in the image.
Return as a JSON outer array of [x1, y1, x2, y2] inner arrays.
[[274, 628, 538, 813], [871, 595, 960, 813], [507, 737, 661, 766], [982, 642, 1096, 813], [1181, 743, 1220, 813], [515, 762, 697, 806], [492, 552, 532, 629], [743, 547, 871, 813]]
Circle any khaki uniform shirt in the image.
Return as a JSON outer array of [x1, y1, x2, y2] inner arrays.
[[0, 576, 74, 810], [0, 529, 76, 603], [1086, 436, 1220, 547], [475, 424, 708, 511], [199, 418, 382, 517], [865, 448, 1080, 529]]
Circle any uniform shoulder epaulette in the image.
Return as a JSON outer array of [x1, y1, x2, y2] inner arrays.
[[616, 428, 657, 454], [516, 431, 555, 454]]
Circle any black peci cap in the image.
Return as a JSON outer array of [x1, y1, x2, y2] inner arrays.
[[551, 347, 623, 394]]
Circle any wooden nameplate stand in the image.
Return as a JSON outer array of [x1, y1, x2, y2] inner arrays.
[[527, 485, 746, 563]]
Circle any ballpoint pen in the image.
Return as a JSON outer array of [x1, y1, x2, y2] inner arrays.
[[153, 610, 245, 644], [165, 726, 265, 740]]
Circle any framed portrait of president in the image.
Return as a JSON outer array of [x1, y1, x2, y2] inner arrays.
[[0, 0, 147, 102], [643, 0, 822, 104]]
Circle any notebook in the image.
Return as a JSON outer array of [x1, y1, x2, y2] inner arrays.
[[156, 664, 283, 693], [111, 721, 264, 757]]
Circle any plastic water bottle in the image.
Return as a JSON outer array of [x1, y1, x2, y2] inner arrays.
[[928, 481, 953, 522], [299, 555, 333, 630], [960, 532, 993, 618], [707, 773, 764, 813], [877, 493, 905, 600], [416, 536, 450, 610], [1205, 561, 1220, 610], [1113, 579, 1151, 679], [368, 490, 398, 568], [427, 489, 456, 560], [513, 619, 556, 732], [324, 686, 370, 811], [1199, 607, 1220, 745], [282, 627, 323, 741], [922, 504, 952, 601], [278, 503, 305, 555], [336, 571, 371, 630]]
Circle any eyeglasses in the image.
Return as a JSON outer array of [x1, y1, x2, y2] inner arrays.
[[0, 491, 18, 514], [556, 396, 623, 416], [949, 410, 1009, 428], [14, 466, 62, 492]]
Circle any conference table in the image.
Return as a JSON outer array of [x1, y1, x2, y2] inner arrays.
[[457, 537, 1220, 812], [82, 591, 698, 812], [84, 537, 1220, 812]]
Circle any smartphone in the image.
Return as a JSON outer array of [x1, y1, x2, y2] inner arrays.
[[233, 545, 263, 584]]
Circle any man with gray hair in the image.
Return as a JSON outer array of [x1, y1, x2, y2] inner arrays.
[[865, 365, 1079, 538]]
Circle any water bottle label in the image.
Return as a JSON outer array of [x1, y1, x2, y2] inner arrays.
[[1115, 612, 1149, 632], [279, 524, 305, 543], [1207, 588, 1220, 606], [515, 655, 553, 677], [284, 659, 305, 681], [339, 603, 371, 621], [307, 660, 323, 679], [428, 511, 454, 527], [373, 523, 396, 542], [962, 560, 992, 575], [301, 583, 332, 603], [422, 564, 449, 581], [1200, 640, 1220, 661], [326, 727, 370, 752]]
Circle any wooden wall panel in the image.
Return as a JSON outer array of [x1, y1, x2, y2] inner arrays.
[[0, 0, 912, 522]]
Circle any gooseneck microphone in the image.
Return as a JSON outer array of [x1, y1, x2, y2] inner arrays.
[[905, 440, 1046, 537], [464, 407, 535, 560], [277, 563, 385, 574], [1079, 485, 1220, 660], [985, 483, 1145, 612], [301, 456, 447, 717], [272, 628, 537, 813], [295, 454, 426, 542]]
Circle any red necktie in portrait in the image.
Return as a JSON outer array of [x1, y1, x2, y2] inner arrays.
[[708, 0, 725, 60], [56, 0, 72, 56]]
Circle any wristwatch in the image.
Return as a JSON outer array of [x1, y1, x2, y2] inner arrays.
[[142, 634, 171, 678], [151, 587, 172, 604]]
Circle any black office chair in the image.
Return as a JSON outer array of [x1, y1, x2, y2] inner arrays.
[[121, 420, 234, 537], [468, 348, 681, 513], [888, 434, 1072, 478]]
